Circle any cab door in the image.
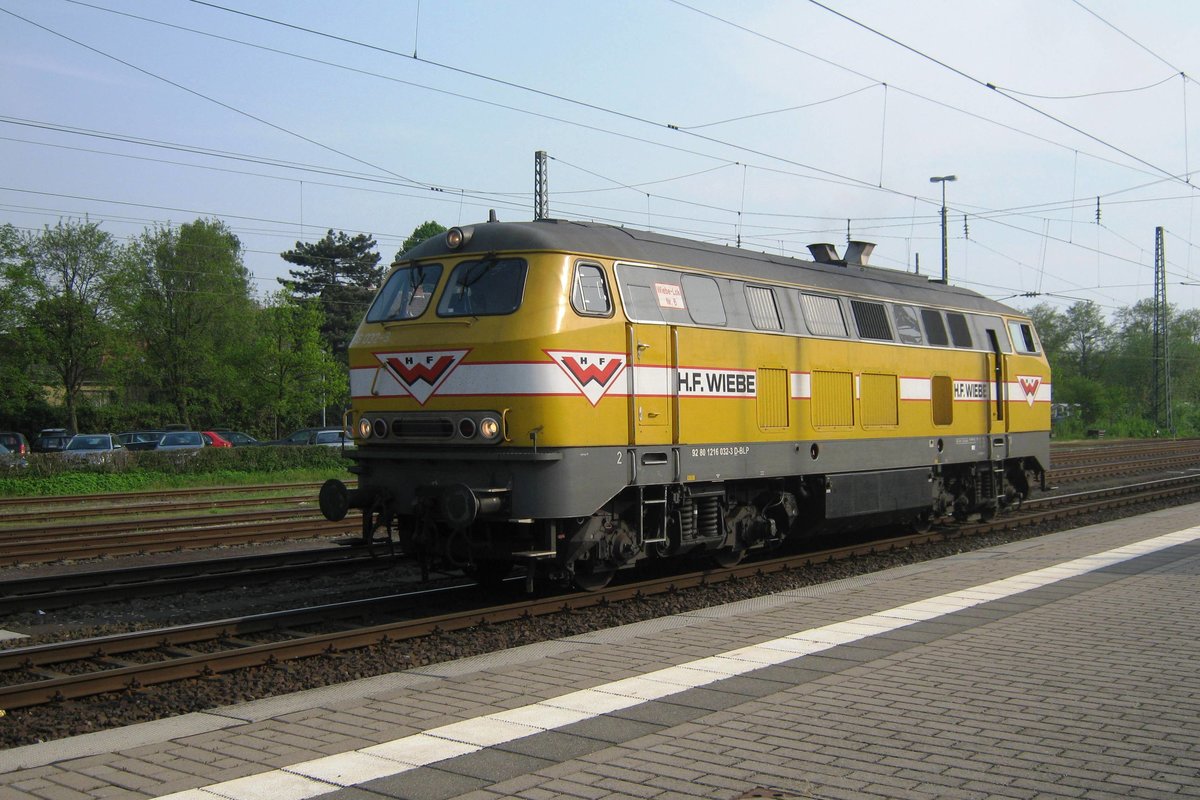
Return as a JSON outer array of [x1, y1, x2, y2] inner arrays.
[[628, 322, 672, 445], [985, 328, 1008, 456]]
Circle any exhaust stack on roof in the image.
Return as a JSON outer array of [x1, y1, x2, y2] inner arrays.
[[843, 240, 875, 266], [807, 243, 840, 264]]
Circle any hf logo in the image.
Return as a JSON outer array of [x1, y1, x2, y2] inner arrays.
[[1017, 375, 1043, 407], [376, 350, 469, 405], [546, 350, 626, 406]]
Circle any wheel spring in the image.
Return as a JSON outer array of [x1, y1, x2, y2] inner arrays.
[[697, 497, 721, 538], [679, 499, 696, 540]]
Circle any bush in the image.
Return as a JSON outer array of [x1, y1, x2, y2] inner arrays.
[[0, 446, 353, 496]]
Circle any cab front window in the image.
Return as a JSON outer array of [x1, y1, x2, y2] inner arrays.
[[438, 257, 528, 317], [367, 263, 443, 322]]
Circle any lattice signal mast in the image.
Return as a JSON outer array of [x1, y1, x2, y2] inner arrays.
[[535, 150, 549, 221], [1153, 226, 1173, 435]]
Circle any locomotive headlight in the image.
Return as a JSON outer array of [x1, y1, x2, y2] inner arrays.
[[446, 226, 472, 249], [479, 416, 500, 440], [372, 418, 388, 438], [357, 417, 373, 439]]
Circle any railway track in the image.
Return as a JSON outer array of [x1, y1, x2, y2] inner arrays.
[[1, 439, 1196, 567], [0, 543, 412, 615], [1047, 439, 1200, 479], [0, 514, 359, 567], [3, 470, 1199, 712], [3, 439, 1197, 608]]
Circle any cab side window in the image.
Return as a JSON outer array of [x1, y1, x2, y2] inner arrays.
[[571, 262, 611, 316], [920, 309, 950, 346], [893, 305, 923, 344], [1008, 320, 1040, 354], [946, 312, 974, 348]]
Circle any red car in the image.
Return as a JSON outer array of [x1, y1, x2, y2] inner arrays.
[[201, 431, 233, 448]]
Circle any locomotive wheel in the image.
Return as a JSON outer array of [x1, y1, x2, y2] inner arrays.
[[711, 547, 746, 568], [572, 561, 615, 591]]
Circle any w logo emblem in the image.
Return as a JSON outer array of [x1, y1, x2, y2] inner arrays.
[[377, 350, 469, 404], [547, 350, 626, 406], [1017, 375, 1042, 407]]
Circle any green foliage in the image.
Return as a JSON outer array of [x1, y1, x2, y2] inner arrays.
[[21, 219, 121, 431], [112, 219, 257, 429], [1025, 303, 1068, 366], [0, 224, 43, 428], [1060, 300, 1111, 380], [399, 220, 447, 259], [247, 291, 345, 439], [280, 229, 383, 360], [0, 446, 352, 497], [1052, 374, 1110, 425]]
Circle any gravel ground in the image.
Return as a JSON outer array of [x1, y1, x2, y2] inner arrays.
[[1, 481, 1195, 749]]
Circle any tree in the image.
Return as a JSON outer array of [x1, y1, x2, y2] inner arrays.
[[1024, 303, 1068, 369], [398, 220, 446, 260], [248, 291, 344, 437], [280, 230, 382, 361], [23, 220, 120, 432], [0, 224, 43, 428], [1060, 301, 1111, 380], [1167, 307, 1200, 414], [115, 218, 255, 428]]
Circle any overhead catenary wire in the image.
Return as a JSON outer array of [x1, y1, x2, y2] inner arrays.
[[20, 0, 1189, 232], [0, 6, 422, 188], [3, 0, 1196, 314], [803, 0, 1195, 187]]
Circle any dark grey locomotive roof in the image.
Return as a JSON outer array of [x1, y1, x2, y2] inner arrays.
[[400, 218, 1020, 317]]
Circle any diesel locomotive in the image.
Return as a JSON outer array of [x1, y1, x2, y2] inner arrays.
[[319, 218, 1051, 589]]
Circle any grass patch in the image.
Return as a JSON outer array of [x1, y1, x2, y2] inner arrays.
[[0, 447, 354, 498]]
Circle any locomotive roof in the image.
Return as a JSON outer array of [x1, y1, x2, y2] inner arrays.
[[400, 219, 1020, 317]]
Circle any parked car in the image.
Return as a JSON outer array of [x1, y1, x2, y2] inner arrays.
[[154, 431, 206, 451], [0, 442, 28, 470], [118, 430, 165, 451], [312, 429, 354, 448], [211, 429, 260, 446], [33, 428, 74, 453], [274, 428, 349, 447], [61, 434, 125, 461], [0, 431, 31, 455], [273, 427, 325, 446], [201, 431, 233, 448]]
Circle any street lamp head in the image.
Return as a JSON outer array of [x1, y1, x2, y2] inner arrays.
[[930, 174, 957, 183]]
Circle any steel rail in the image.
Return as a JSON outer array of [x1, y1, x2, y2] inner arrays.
[[0, 518, 357, 566], [0, 481, 334, 509], [0, 493, 317, 525], [0, 544, 403, 614]]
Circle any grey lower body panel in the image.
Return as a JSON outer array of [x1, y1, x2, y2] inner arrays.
[[352, 432, 1047, 520]]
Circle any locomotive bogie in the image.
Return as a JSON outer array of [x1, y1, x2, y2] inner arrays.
[[323, 219, 1051, 590]]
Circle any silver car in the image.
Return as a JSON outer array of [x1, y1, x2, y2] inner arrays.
[[0, 442, 28, 470], [154, 431, 206, 451], [61, 434, 125, 461]]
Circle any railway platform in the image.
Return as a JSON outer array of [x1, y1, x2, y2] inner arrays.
[[2, 504, 1198, 799]]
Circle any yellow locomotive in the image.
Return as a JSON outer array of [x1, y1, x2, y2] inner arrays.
[[320, 219, 1051, 589]]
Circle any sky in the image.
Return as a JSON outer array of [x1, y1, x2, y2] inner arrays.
[[3, 0, 1200, 319]]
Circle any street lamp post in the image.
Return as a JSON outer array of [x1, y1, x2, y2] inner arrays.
[[930, 174, 956, 283]]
